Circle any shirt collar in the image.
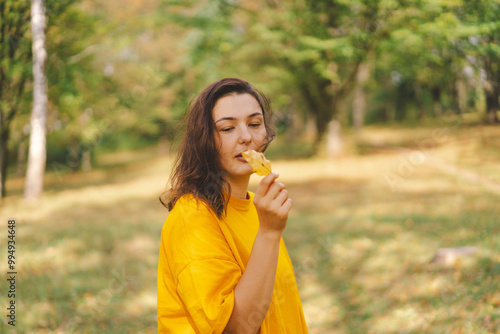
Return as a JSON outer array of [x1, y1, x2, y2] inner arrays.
[[228, 192, 254, 211]]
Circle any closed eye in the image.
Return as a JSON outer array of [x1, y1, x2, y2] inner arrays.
[[249, 123, 262, 128], [220, 127, 233, 132]]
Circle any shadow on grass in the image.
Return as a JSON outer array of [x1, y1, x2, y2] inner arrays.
[[283, 178, 500, 333], [4, 170, 500, 333], [3, 195, 166, 333]]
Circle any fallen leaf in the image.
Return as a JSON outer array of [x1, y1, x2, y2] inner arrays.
[[241, 149, 272, 176]]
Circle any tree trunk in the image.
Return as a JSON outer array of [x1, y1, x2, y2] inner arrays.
[[0, 1, 30, 200], [449, 83, 459, 115], [383, 80, 394, 121], [431, 87, 442, 118], [0, 127, 9, 199], [16, 136, 27, 177], [485, 69, 499, 123], [24, 0, 48, 200], [312, 95, 347, 157], [454, 79, 466, 115], [157, 120, 170, 155], [69, 142, 80, 172], [82, 148, 92, 172], [326, 119, 344, 158], [299, 79, 332, 153], [313, 112, 330, 148], [395, 83, 409, 121], [304, 117, 316, 142], [483, 54, 500, 124], [486, 92, 500, 123], [414, 83, 425, 120], [352, 63, 369, 133]]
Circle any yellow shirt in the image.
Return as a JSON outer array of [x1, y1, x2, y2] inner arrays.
[[157, 192, 308, 333]]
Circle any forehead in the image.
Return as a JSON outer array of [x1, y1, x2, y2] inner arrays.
[[212, 93, 262, 120]]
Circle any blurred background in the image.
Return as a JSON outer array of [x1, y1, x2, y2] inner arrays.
[[0, 0, 499, 332]]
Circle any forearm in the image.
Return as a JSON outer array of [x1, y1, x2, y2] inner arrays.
[[224, 229, 281, 334]]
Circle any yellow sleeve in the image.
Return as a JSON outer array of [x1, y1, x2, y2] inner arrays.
[[159, 196, 242, 333], [177, 258, 241, 333]]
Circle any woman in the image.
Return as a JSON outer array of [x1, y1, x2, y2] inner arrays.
[[157, 78, 308, 333]]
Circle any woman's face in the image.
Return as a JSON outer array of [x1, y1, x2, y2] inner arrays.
[[213, 93, 268, 179]]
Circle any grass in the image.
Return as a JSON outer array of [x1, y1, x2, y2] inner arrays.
[[1, 124, 500, 333]]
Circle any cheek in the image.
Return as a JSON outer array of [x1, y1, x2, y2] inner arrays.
[[256, 128, 268, 143], [215, 134, 232, 157], [214, 132, 223, 151]]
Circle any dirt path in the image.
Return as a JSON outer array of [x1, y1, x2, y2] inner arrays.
[[427, 157, 500, 195]]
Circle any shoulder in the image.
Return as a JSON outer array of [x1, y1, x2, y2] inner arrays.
[[161, 193, 230, 261], [163, 194, 220, 240], [171, 193, 217, 220]]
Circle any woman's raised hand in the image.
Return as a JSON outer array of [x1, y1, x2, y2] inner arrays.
[[253, 172, 292, 236]]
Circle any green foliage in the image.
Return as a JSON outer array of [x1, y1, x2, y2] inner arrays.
[[0, 0, 32, 197], [159, 0, 500, 136], [0, 0, 32, 120], [3, 0, 500, 190], [43, 2, 114, 171]]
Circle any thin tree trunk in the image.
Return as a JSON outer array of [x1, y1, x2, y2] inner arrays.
[[0, 2, 30, 200], [486, 93, 500, 123], [414, 83, 425, 120], [352, 63, 369, 133], [16, 136, 27, 176], [485, 73, 499, 123], [431, 87, 442, 118], [483, 55, 500, 124], [455, 79, 466, 115], [304, 117, 316, 142], [326, 119, 344, 158], [0, 127, 9, 198], [157, 120, 170, 155], [0, 1, 6, 200], [383, 80, 394, 121], [82, 148, 92, 172], [450, 83, 459, 115], [24, 0, 47, 200], [69, 142, 79, 172]]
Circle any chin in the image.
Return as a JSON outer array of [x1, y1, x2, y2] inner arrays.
[[235, 171, 253, 177], [230, 168, 253, 178]]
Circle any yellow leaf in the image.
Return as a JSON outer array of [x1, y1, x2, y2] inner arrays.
[[241, 149, 272, 176]]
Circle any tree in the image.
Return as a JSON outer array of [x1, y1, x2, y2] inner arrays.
[[164, 0, 386, 156], [44, 4, 112, 174], [24, 0, 47, 200], [0, 0, 31, 200], [455, 0, 500, 123]]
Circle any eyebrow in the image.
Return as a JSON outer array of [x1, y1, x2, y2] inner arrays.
[[215, 112, 263, 124]]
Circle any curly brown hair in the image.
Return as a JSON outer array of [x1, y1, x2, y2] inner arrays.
[[159, 78, 275, 218]]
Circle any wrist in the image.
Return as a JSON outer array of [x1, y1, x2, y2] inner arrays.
[[257, 227, 283, 242]]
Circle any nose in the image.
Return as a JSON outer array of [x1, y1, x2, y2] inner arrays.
[[238, 126, 252, 145]]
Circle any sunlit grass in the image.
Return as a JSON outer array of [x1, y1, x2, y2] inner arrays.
[[1, 125, 499, 333]]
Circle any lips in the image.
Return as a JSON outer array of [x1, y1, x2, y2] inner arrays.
[[235, 150, 249, 162], [235, 149, 250, 158]]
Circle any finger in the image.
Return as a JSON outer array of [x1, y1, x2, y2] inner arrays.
[[281, 198, 293, 214], [266, 182, 285, 200], [255, 172, 279, 199], [274, 189, 288, 206], [275, 198, 292, 220]]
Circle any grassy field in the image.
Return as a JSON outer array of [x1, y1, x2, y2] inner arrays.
[[1, 123, 499, 333]]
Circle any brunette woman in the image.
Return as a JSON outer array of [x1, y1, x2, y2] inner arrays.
[[157, 78, 308, 333]]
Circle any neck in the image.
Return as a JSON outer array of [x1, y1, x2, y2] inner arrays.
[[227, 175, 250, 199]]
